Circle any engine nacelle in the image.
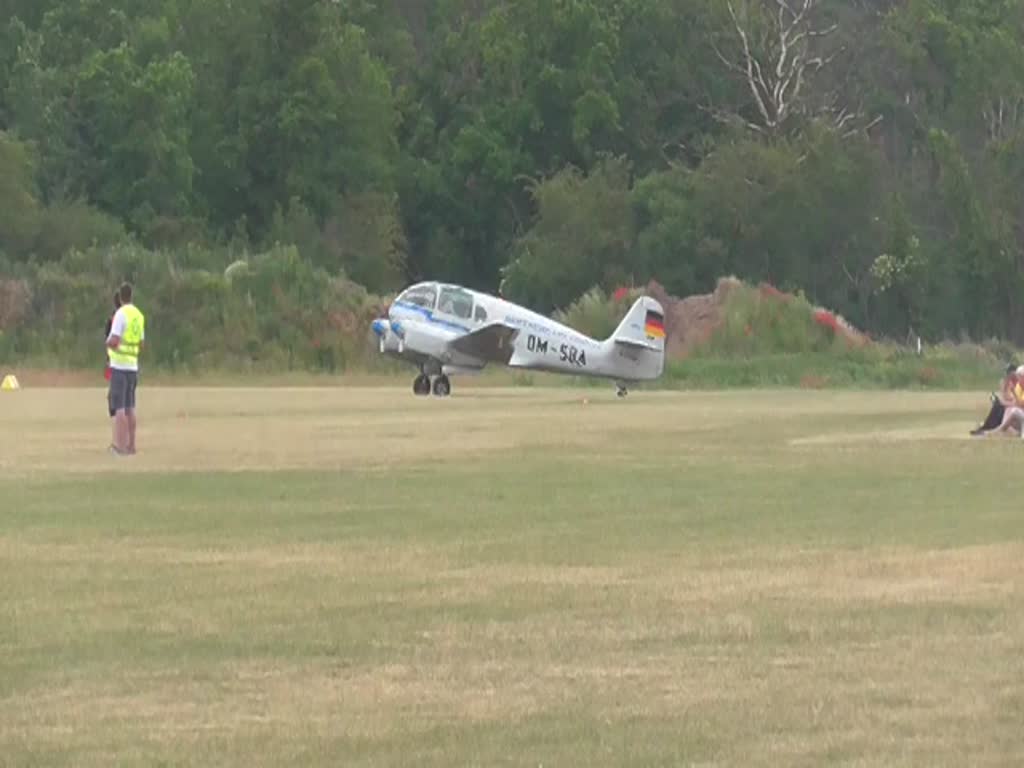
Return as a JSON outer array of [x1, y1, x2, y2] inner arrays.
[[371, 318, 403, 354]]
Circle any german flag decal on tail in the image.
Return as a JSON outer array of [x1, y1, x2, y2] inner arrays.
[[644, 309, 665, 339]]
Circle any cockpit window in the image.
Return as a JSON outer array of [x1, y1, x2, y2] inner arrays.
[[438, 286, 474, 319], [397, 284, 437, 309], [474, 305, 488, 322]]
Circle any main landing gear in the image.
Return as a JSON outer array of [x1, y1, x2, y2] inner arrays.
[[432, 374, 451, 397], [616, 383, 629, 398], [413, 372, 451, 397]]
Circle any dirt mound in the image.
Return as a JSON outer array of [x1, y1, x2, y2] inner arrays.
[[644, 276, 743, 359], [644, 277, 869, 360]]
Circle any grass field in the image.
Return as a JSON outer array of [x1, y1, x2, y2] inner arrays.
[[1, 384, 1022, 766]]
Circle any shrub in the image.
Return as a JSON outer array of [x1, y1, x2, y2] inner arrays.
[[552, 284, 642, 339], [688, 282, 835, 358], [2, 241, 390, 372]]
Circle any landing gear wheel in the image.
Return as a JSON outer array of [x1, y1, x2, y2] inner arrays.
[[616, 385, 628, 398], [432, 374, 451, 397], [413, 374, 431, 396]]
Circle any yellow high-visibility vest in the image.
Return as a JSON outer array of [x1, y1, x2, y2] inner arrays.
[[109, 304, 145, 368]]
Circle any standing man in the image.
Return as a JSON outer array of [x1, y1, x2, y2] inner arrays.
[[106, 282, 145, 455], [104, 290, 122, 448]]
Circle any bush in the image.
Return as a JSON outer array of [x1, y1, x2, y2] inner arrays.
[[687, 282, 837, 358], [34, 200, 129, 261], [1, 241, 391, 373], [552, 285, 642, 340]]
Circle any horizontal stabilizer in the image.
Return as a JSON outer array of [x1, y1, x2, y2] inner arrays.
[[614, 336, 661, 351], [448, 322, 519, 363]]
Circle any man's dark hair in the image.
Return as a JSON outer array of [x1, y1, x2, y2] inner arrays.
[[118, 282, 133, 303], [113, 290, 122, 309]]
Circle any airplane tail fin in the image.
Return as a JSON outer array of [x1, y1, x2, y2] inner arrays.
[[606, 296, 666, 380]]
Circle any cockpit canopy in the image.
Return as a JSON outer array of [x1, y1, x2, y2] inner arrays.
[[395, 282, 479, 321], [437, 285, 474, 319], [395, 282, 437, 310]]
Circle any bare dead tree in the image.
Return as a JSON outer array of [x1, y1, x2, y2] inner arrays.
[[984, 96, 1024, 144], [712, 0, 872, 136]]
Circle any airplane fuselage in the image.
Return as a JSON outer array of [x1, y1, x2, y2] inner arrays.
[[372, 281, 665, 395]]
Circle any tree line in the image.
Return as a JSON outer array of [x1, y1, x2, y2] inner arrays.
[[2, 0, 1023, 344]]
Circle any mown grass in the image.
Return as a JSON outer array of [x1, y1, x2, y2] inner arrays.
[[5, 350, 1004, 393], [662, 349, 999, 390], [1, 386, 1022, 766]]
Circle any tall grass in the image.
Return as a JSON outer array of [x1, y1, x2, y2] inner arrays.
[[0, 243, 394, 373], [663, 349, 999, 390], [2, 256, 1018, 390], [552, 286, 642, 340], [555, 282, 1012, 390], [687, 282, 855, 358]]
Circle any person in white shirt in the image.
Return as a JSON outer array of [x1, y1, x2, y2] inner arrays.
[[105, 283, 145, 455]]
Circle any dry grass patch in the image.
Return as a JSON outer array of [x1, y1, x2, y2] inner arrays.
[[0, 386, 988, 475], [2, 386, 1023, 766]]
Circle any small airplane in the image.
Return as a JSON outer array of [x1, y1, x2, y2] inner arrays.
[[370, 281, 666, 396]]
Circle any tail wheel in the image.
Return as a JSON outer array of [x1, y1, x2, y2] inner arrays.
[[432, 375, 451, 397]]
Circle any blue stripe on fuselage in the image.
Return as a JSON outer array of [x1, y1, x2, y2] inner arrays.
[[390, 301, 472, 333]]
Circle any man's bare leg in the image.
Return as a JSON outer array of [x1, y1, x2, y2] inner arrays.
[[127, 408, 137, 454], [114, 409, 130, 453]]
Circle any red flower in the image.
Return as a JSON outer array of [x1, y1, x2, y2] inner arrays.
[[813, 309, 838, 333], [613, 286, 629, 302], [759, 283, 787, 301]]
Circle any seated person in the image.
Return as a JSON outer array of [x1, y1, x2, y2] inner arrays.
[[971, 363, 1018, 434], [976, 364, 1024, 436]]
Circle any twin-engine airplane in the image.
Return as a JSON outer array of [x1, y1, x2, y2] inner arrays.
[[371, 282, 666, 396]]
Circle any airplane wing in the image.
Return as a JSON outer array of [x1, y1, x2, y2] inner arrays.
[[448, 322, 520, 364]]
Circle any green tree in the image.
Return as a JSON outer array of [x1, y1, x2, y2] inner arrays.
[[0, 130, 39, 255], [398, 0, 630, 289], [502, 154, 635, 312], [633, 125, 891, 330], [72, 45, 196, 228], [247, 1, 396, 221]]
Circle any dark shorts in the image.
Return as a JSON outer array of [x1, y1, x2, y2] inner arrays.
[[108, 369, 138, 413]]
